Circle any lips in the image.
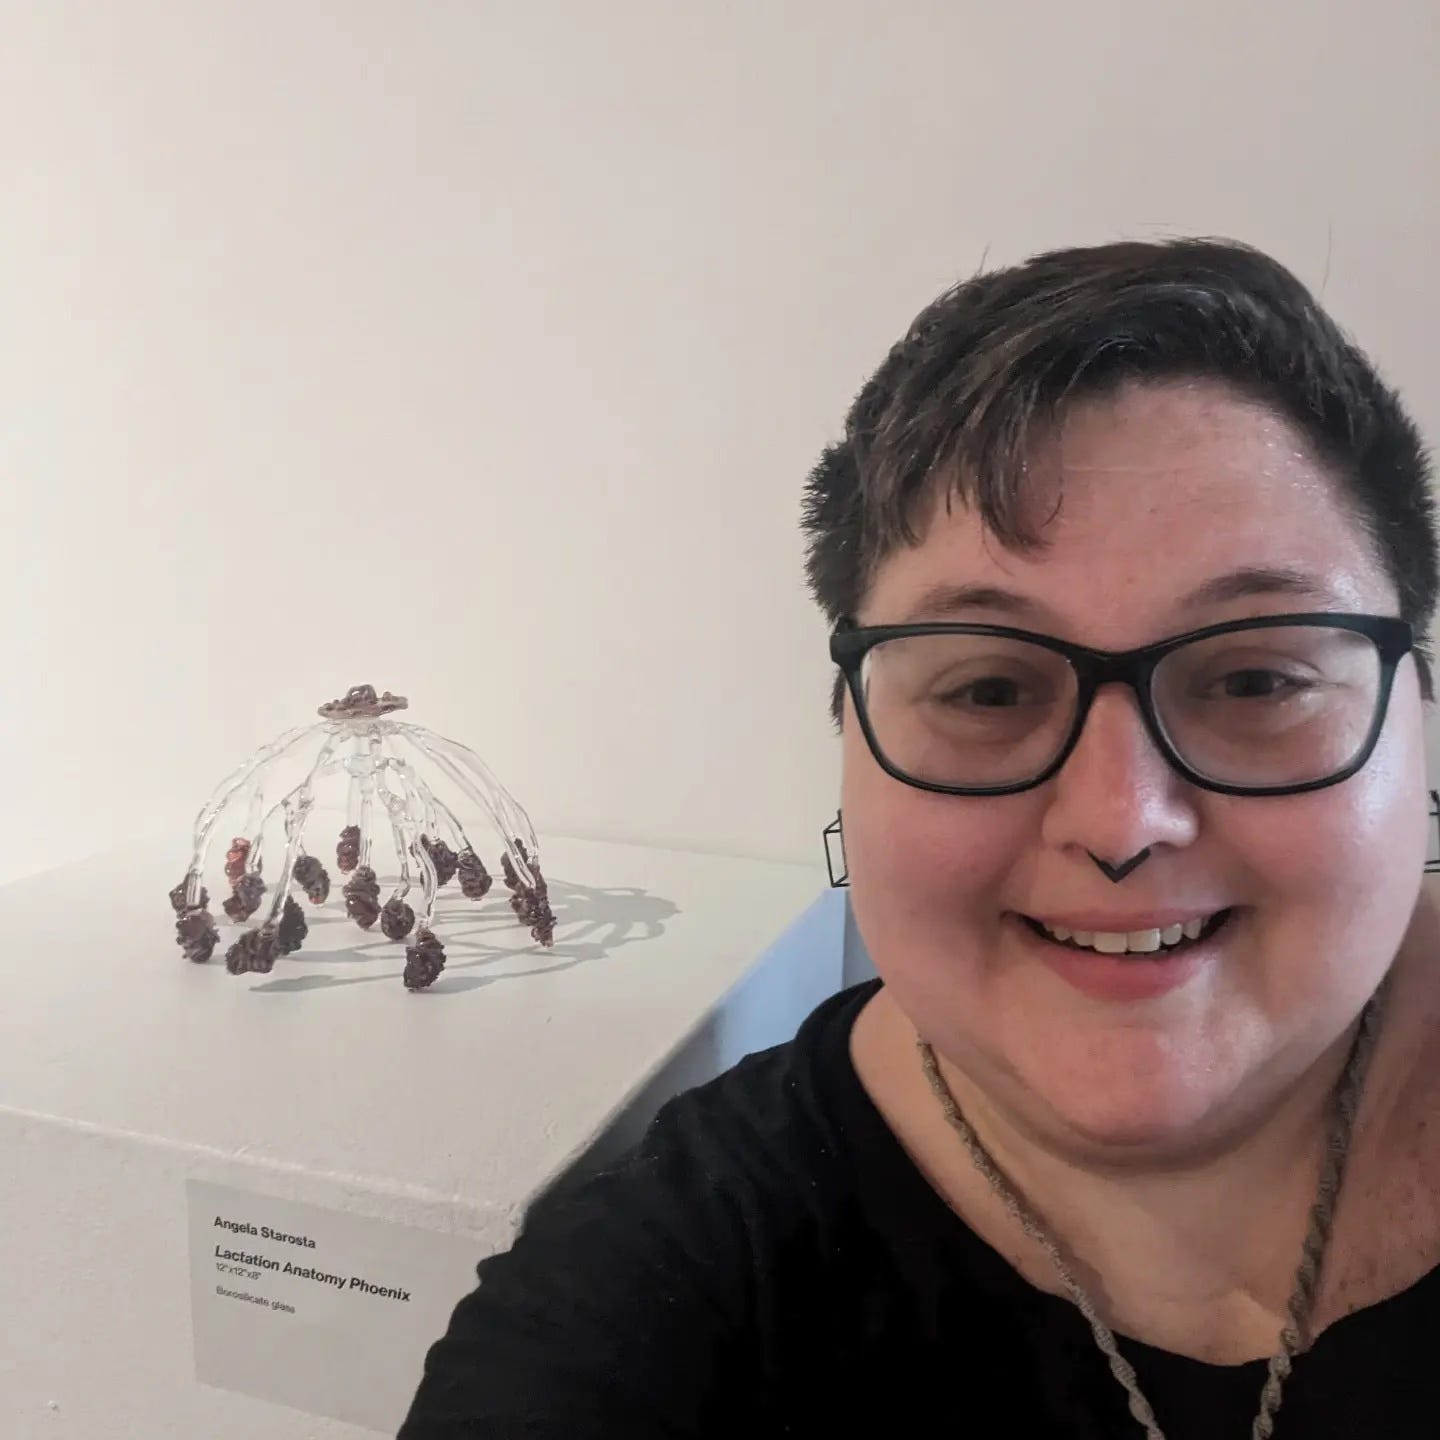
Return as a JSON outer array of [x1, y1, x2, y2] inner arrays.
[[1019, 908, 1234, 957], [1012, 909, 1236, 1001]]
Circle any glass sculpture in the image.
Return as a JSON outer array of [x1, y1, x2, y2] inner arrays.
[[169, 685, 556, 990]]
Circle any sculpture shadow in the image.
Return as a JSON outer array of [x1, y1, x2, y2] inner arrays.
[[244, 874, 681, 997]]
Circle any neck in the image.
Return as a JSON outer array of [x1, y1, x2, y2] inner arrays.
[[852, 982, 1390, 1358], [933, 1017, 1360, 1328]]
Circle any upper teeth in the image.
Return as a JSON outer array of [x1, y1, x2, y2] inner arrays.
[[1041, 917, 1209, 953]]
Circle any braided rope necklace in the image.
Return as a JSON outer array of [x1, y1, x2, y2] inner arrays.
[[917, 984, 1388, 1438]]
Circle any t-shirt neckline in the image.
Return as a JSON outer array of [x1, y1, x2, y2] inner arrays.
[[806, 977, 1440, 1377]]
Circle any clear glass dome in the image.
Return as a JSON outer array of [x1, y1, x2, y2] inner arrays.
[[169, 684, 555, 990]]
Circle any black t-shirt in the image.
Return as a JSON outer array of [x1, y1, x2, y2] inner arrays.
[[399, 980, 1440, 1437]]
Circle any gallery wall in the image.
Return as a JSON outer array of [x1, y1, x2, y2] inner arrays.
[[3, 0, 1436, 883]]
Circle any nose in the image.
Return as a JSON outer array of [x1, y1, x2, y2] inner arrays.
[[1040, 684, 1200, 864]]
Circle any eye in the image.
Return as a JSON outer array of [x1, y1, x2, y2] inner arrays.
[[974, 677, 1021, 707], [1212, 668, 1315, 700], [936, 676, 1039, 708]]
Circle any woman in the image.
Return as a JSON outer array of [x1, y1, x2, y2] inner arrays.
[[400, 238, 1440, 1437]]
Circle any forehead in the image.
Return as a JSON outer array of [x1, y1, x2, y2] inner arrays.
[[863, 380, 1394, 641]]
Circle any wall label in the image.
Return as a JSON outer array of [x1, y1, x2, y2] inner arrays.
[[188, 1180, 479, 1433]]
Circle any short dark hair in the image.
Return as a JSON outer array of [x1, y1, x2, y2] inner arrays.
[[801, 237, 1437, 727]]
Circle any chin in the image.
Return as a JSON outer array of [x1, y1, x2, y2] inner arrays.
[[998, 1016, 1249, 1163], [1040, 1087, 1227, 1162]]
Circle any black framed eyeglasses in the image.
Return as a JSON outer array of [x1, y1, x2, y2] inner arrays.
[[830, 612, 1414, 798]]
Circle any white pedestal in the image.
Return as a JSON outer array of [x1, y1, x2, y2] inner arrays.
[[0, 834, 840, 1439]]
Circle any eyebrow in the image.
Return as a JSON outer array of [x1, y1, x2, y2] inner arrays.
[[1178, 565, 1339, 609], [896, 566, 1340, 625], [898, 583, 1055, 625]]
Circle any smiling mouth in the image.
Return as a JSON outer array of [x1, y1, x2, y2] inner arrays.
[[1018, 908, 1235, 957]]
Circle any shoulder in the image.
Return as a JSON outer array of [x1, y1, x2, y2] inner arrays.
[[398, 983, 882, 1438], [537, 978, 883, 1231]]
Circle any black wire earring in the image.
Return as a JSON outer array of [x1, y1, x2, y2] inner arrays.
[[823, 811, 848, 887]]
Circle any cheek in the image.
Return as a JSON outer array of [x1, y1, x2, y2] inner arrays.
[[840, 719, 1036, 945], [1241, 682, 1428, 901]]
